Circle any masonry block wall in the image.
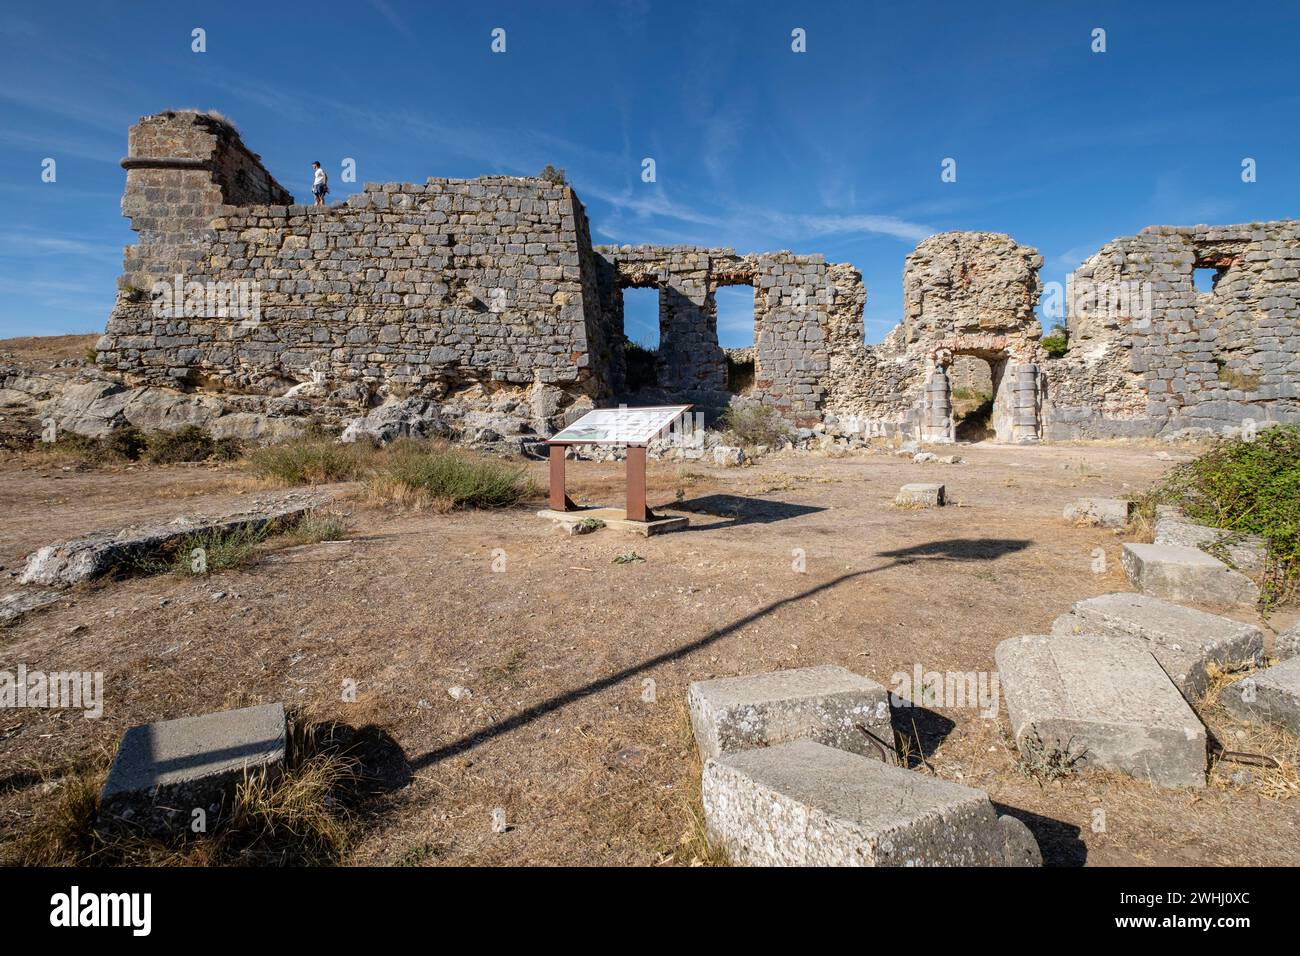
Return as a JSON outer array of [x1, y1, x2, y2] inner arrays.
[[117, 111, 292, 296], [593, 245, 846, 422], [823, 232, 1046, 441], [1044, 222, 1300, 438], [97, 112, 1298, 444], [100, 113, 612, 401]]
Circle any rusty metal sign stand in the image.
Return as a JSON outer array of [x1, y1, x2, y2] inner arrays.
[[544, 404, 692, 524], [547, 442, 656, 521]]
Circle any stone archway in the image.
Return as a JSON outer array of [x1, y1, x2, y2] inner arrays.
[[921, 348, 1040, 444]]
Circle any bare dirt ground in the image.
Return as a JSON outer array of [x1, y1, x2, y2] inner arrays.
[[2, 432, 1299, 866]]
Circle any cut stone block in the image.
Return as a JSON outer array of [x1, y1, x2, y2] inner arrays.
[[1063, 497, 1132, 528], [1154, 506, 1265, 573], [1121, 542, 1259, 608], [0, 589, 61, 626], [1276, 622, 1300, 661], [100, 703, 286, 832], [20, 495, 327, 587], [896, 483, 944, 508], [702, 739, 1038, 866], [1051, 592, 1263, 699], [688, 665, 892, 761], [995, 634, 1206, 788], [1220, 657, 1300, 736]]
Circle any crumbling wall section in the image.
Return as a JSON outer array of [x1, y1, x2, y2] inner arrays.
[[593, 245, 837, 422], [116, 110, 292, 296], [824, 232, 1044, 441], [1044, 221, 1300, 438]]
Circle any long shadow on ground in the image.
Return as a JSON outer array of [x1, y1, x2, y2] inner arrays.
[[409, 537, 1029, 771]]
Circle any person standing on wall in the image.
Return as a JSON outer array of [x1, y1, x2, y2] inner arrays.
[[312, 161, 329, 207]]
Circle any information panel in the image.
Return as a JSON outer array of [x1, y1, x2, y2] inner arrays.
[[548, 405, 692, 446]]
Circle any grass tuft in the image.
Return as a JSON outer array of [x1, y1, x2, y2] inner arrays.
[[246, 439, 375, 485], [365, 440, 534, 511], [145, 425, 242, 464]]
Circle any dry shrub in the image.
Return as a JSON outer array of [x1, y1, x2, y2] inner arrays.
[[366, 440, 535, 511]]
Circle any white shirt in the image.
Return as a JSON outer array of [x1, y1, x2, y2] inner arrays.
[[313, 167, 326, 186]]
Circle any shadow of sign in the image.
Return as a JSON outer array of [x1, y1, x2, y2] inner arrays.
[[672, 493, 826, 527]]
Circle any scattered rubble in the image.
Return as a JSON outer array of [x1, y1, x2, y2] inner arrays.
[[895, 483, 945, 508], [1121, 542, 1260, 608], [100, 703, 286, 834], [1062, 497, 1132, 528], [18, 493, 328, 587], [1221, 658, 1300, 735], [702, 740, 1040, 866]]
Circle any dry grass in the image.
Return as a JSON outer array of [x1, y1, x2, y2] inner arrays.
[[247, 439, 378, 485], [1, 715, 363, 867], [1202, 662, 1300, 800], [288, 509, 350, 544], [655, 704, 728, 867], [365, 440, 535, 511]]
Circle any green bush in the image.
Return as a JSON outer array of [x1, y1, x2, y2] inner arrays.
[[1040, 326, 1069, 358], [719, 404, 791, 447], [368, 441, 534, 509], [1143, 424, 1300, 605], [145, 425, 241, 464], [538, 164, 566, 185]]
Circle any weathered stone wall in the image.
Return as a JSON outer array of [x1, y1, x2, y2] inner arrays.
[[117, 111, 292, 296], [100, 112, 611, 411], [95, 112, 1298, 446], [593, 245, 847, 423], [823, 232, 1046, 442], [1043, 222, 1300, 438]]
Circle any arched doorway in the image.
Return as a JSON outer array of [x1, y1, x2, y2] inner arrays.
[[921, 350, 1040, 444]]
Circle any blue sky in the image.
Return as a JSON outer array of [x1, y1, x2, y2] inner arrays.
[[1, 1, 1297, 348]]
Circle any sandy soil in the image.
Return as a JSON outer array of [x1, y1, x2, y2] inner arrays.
[[3, 433, 1298, 867]]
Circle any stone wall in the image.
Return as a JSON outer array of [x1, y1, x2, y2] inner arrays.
[[95, 112, 1298, 446], [593, 245, 849, 423], [117, 111, 292, 297], [1043, 222, 1300, 438], [823, 232, 1046, 443], [100, 111, 611, 416]]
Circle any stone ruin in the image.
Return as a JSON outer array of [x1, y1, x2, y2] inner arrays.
[[93, 110, 1300, 446]]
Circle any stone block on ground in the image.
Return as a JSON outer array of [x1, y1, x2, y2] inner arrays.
[[995, 633, 1206, 788], [0, 589, 62, 626], [100, 703, 287, 832], [702, 739, 1039, 866], [19, 493, 327, 587], [1220, 657, 1300, 736], [1154, 506, 1266, 573], [895, 483, 945, 508], [1121, 543, 1259, 608], [1062, 497, 1132, 528], [1275, 622, 1300, 661], [1051, 592, 1263, 699], [688, 665, 892, 761]]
